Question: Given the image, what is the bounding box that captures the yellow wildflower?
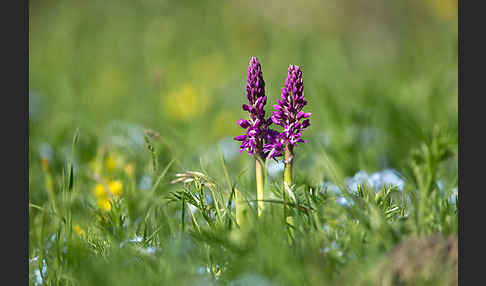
[73,224,85,236]
[108,180,123,197]
[97,198,112,212]
[94,180,123,198]
[94,183,107,199]
[105,155,118,172]
[163,84,210,121]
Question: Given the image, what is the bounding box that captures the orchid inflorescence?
[234,56,311,220]
[234,57,311,161]
[265,64,311,159]
[234,56,274,159]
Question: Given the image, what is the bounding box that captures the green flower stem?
[284,144,295,241]
[284,144,294,193]
[284,155,293,188]
[255,157,265,216]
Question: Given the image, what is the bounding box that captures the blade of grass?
[150,159,175,194]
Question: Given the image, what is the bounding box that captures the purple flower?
[262,128,282,158]
[234,57,276,158]
[265,64,311,159]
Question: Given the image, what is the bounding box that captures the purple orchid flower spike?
[234,56,276,160]
[265,64,311,236]
[264,64,311,160]
[234,56,278,217]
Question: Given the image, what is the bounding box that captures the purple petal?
[302,119,310,128]
[234,135,246,141]
[238,119,250,128]
[297,112,312,120]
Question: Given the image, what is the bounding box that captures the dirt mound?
[384,234,458,285]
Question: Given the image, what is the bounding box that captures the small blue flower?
[219,136,239,161]
[449,187,458,205]
[337,196,350,206]
[268,160,284,178]
[346,171,370,193]
[38,142,54,161]
[321,182,341,194]
[346,169,404,192]
[139,175,152,190]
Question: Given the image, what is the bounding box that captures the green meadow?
[29,0,458,285]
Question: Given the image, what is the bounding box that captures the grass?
[29,0,457,285]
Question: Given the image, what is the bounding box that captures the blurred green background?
[29,0,457,205]
[29,1,458,285]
